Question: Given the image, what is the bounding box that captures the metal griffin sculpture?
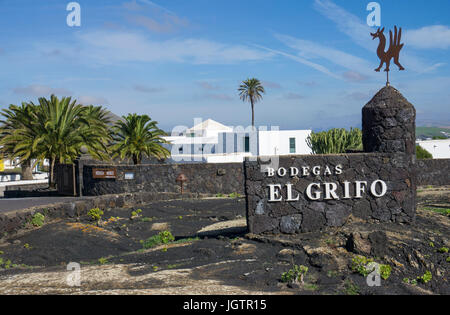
[371,26,405,86]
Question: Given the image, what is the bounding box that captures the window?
[244,136,250,153]
[188,133,196,138]
[289,138,296,154]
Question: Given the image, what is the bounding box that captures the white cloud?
[257,45,340,80]
[313,0,445,73]
[13,85,72,97]
[405,25,450,49]
[74,31,273,65]
[133,85,164,93]
[77,96,109,105]
[274,33,373,76]
[313,0,376,51]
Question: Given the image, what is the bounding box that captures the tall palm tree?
[112,114,170,165]
[33,95,112,187]
[0,103,40,180]
[238,78,265,127]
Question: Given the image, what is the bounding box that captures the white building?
[416,139,450,159]
[163,119,312,163]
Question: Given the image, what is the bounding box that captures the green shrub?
[98,257,108,265]
[380,264,392,280]
[343,279,360,295]
[438,247,449,253]
[87,208,103,221]
[417,271,432,284]
[281,265,308,284]
[30,213,45,227]
[307,128,362,154]
[131,209,142,217]
[351,255,375,277]
[416,145,433,159]
[141,231,175,249]
[228,192,242,198]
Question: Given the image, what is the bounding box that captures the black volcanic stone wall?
[245,153,416,235]
[81,163,244,196]
[363,86,416,156]
[416,159,450,186]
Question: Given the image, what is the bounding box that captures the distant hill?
[105,111,123,126]
[416,127,450,140]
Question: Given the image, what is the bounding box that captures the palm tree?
[238,78,265,127]
[33,95,112,187]
[0,103,40,180]
[112,114,170,165]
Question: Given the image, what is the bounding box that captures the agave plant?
[307,128,363,154]
[112,114,170,165]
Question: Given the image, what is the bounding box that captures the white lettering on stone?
[286,183,300,202]
[277,167,287,177]
[290,167,299,177]
[306,183,321,200]
[268,184,283,202]
[370,180,387,197]
[355,181,368,199]
[324,182,339,200]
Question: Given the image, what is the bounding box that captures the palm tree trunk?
[49,158,56,188]
[251,99,255,127]
[21,159,33,180]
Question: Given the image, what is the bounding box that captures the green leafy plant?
[446,257,450,263]
[131,209,143,218]
[112,114,170,165]
[343,279,359,295]
[23,243,32,250]
[307,128,362,154]
[228,192,242,198]
[281,265,308,284]
[417,271,432,284]
[215,193,226,198]
[437,247,448,253]
[351,255,375,277]
[98,257,108,265]
[87,208,103,221]
[416,145,433,159]
[379,264,392,280]
[30,213,45,227]
[141,231,175,249]
[429,241,435,248]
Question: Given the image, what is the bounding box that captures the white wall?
[258,130,312,156]
[416,139,450,159]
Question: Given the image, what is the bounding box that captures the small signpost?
[92,168,117,179]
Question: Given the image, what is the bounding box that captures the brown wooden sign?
[93,168,117,179]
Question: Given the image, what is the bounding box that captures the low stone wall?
[245,153,416,235]
[416,159,450,187]
[81,163,244,196]
[3,183,50,198]
[0,191,213,237]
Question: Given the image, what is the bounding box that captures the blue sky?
[0,0,449,131]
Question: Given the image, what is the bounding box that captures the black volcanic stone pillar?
[362,86,416,157]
